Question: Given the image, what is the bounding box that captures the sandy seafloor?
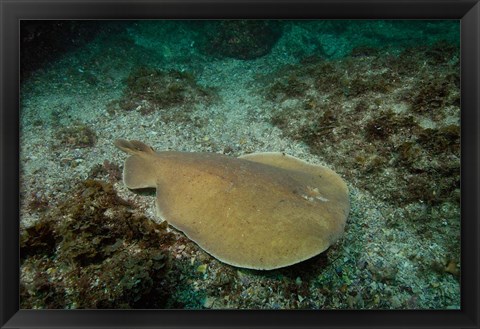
[19,21,461,309]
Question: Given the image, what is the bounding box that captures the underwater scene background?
[19,20,460,309]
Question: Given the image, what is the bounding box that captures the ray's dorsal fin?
[114,139,156,156]
[114,139,158,189]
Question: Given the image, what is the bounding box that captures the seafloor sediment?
[19,20,460,309]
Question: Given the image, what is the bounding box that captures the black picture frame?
[1,0,479,328]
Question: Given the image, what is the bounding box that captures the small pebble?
[203,296,215,308]
[196,264,208,274]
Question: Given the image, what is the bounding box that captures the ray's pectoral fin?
[114,139,158,189]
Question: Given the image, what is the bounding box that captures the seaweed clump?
[266,75,309,101]
[26,191,50,213]
[365,110,418,141]
[410,78,454,117]
[108,67,216,121]
[20,179,175,309]
[55,122,97,148]
[89,159,122,182]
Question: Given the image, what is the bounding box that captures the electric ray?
[114,139,349,270]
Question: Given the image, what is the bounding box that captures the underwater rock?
[197,21,282,60]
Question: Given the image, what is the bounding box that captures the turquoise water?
[21,20,459,75]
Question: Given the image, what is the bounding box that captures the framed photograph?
[1,0,479,328]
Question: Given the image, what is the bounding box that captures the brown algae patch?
[107,67,217,121]
[263,42,460,208]
[54,122,97,149]
[20,179,175,308]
